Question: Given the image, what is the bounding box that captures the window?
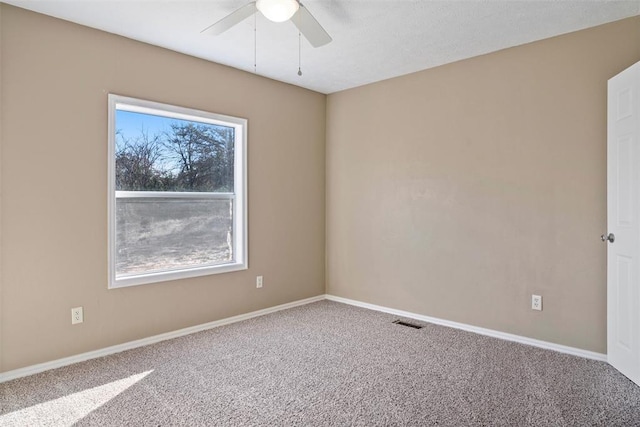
[108,95,247,288]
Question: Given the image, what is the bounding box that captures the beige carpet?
[1,300,640,426]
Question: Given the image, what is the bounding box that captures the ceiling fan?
[201,0,332,48]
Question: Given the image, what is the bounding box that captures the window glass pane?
[115,110,235,193]
[116,197,233,277]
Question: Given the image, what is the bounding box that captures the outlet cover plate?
[71,307,84,324]
[531,295,542,311]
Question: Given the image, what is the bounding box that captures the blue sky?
[115,110,232,147]
[114,109,234,176]
[115,110,183,143]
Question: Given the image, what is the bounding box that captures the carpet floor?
[1,300,640,426]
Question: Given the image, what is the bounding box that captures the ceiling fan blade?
[292,3,332,48]
[201,2,257,35]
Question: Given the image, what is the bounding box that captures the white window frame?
[107,94,248,289]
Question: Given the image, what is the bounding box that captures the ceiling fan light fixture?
[256,0,299,23]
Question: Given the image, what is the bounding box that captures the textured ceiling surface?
[3,0,640,94]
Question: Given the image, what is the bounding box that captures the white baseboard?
[0,295,325,384]
[325,294,607,362]
[0,293,607,383]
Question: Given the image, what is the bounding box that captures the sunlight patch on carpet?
[0,370,153,426]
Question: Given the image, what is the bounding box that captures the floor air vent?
[392,320,423,329]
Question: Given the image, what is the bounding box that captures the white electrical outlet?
[531,295,542,311]
[71,307,84,324]
[256,276,263,289]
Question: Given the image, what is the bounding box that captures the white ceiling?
[3,1,640,94]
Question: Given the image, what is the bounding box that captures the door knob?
[601,233,615,243]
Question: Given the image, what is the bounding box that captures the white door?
[607,61,640,386]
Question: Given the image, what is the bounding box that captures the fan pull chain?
[297,30,302,76]
[254,12,257,73]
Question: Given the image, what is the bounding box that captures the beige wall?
[327,17,640,353]
[0,5,326,372]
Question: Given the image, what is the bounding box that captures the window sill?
[109,261,248,289]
